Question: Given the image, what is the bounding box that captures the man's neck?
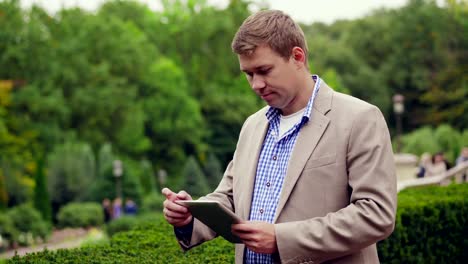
[293,73,316,112]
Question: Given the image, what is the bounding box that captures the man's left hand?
[231,221,278,254]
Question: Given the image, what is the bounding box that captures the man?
[163,10,396,264]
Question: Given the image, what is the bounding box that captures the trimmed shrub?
[9,184,467,263]
[105,216,138,237]
[105,213,163,237]
[0,213,18,249]
[141,192,165,214]
[9,214,234,263]
[57,202,104,228]
[7,204,49,245]
[378,183,468,263]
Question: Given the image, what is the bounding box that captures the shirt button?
[266,182,271,187]
[272,155,277,160]
[259,209,264,214]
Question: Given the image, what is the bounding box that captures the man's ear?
[291,47,305,67]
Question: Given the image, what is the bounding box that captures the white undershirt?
[279,107,306,138]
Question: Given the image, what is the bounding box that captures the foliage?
[401,126,441,156]
[434,124,462,163]
[57,202,104,228]
[378,183,468,263]
[462,130,468,147]
[0,170,7,209]
[104,216,139,237]
[88,157,144,206]
[141,192,165,214]
[139,159,157,196]
[181,156,210,197]
[9,184,468,263]
[79,228,109,248]
[203,153,223,190]
[33,159,51,223]
[0,0,466,219]
[0,213,19,248]
[6,204,49,245]
[401,124,465,163]
[9,213,234,263]
[47,140,95,209]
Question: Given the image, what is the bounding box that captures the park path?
[0,228,92,259]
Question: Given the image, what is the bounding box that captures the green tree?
[142,58,205,175]
[33,158,51,223]
[0,170,7,209]
[139,159,157,196]
[434,124,462,163]
[203,153,223,190]
[182,156,209,197]
[47,140,96,212]
[401,126,440,156]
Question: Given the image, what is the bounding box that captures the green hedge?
[104,213,171,238]
[9,213,234,263]
[57,202,104,228]
[8,184,467,263]
[140,192,165,214]
[105,216,139,237]
[378,183,468,263]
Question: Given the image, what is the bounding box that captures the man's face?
[239,45,302,115]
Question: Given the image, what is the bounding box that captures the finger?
[172,216,193,227]
[176,190,192,200]
[164,199,189,213]
[232,230,258,242]
[161,188,177,200]
[232,223,256,233]
[243,241,261,253]
[165,215,191,227]
[164,208,191,219]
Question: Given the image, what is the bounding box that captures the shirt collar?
[265,75,321,124]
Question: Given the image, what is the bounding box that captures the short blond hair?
[231,10,308,67]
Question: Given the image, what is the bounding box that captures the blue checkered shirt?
[245,75,321,264]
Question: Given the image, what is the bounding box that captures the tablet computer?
[177,200,243,243]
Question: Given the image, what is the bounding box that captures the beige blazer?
[179,81,397,264]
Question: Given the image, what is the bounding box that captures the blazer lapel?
[273,82,333,222]
[239,113,269,220]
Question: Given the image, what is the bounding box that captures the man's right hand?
[162,187,193,227]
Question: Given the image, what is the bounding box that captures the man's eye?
[258,69,270,75]
[245,72,253,77]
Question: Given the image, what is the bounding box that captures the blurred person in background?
[124,198,138,215]
[425,152,448,177]
[416,152,432,178]
[455,147,468,181]
[102,198,112,223]
[112,197,122,220]
[455,147,468,165]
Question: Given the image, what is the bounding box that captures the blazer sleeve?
[275,105,397,263]
[176,159,236,250]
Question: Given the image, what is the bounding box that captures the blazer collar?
[273,81,333,222]
[239,81,334,221]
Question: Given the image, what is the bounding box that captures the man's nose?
[251,74,266,91]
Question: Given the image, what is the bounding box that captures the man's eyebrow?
[241,65,271,72]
